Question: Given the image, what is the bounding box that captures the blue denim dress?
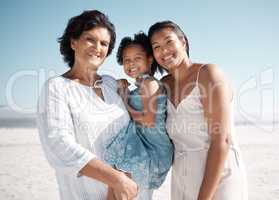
[104,77,173,189]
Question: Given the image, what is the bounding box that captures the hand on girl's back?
[117,79,130,100]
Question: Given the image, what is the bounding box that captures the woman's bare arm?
[197,64,232,200]
[80,158,138,200]
[137,79,160,127]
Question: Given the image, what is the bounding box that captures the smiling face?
[122,44,152,79]
[150,27,188,72]
[71,26,111,69]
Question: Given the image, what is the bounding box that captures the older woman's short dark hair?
[58,10,116,68]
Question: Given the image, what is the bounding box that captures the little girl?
[104,32,173,200]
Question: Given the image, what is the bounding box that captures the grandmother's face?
[71,27,111,69]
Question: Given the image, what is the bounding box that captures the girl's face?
[71,27,111,69]
[150,27,187,72]
[122,44,153,79]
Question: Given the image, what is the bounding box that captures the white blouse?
[37,75,130,200]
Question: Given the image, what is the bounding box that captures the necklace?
[92,79,103,88]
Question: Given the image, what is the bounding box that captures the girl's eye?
[123,59,130,64]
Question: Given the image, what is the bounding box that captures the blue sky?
[1,0,278,121]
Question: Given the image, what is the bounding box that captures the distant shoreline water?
[0,118,37,128]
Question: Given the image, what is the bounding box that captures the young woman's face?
[71,27,111,69]
[150,27,187,72]
[122,44,152,79]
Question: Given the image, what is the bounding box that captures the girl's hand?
[117,79,130,102]
[117,79,130,90]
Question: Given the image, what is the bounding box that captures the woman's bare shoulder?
[198,63,226,85]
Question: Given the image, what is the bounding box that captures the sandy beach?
[1,125,279,200]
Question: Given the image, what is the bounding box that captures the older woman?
[148,21,248,200]
[37,10,137,200]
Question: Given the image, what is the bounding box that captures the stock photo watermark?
[237,68,277,132]
[3,67,278,132]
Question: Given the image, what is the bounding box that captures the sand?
[0,125,279,200]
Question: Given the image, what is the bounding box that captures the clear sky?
[1,0,278,122]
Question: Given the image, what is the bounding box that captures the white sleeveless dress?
[166,66,248,200]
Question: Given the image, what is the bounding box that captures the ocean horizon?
[0,116,277,129]
[0,106,277,128]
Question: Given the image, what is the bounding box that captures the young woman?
[148,21,248,200]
